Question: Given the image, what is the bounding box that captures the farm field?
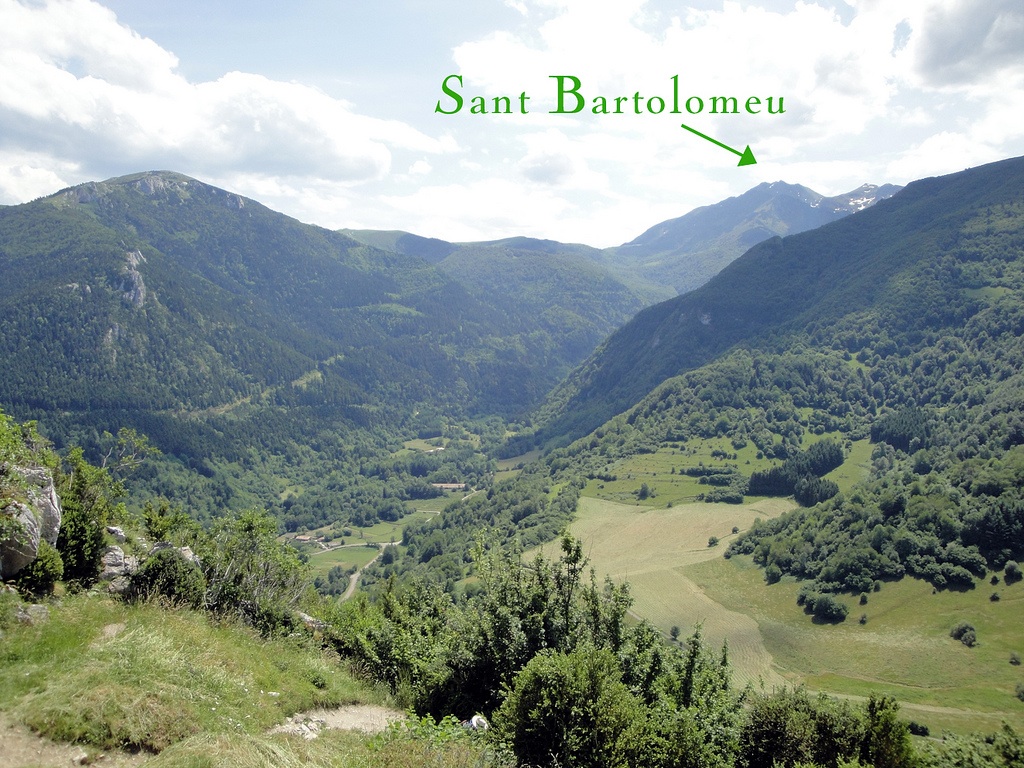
[557,489,1024,735]
[538,495,794,690]
[687,555,1024,735]
[306,543,382,577]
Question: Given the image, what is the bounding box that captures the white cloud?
[1,0,1023,245]
[0,0,453,201]
[885,131,1004,182]
[911,0,1024,87]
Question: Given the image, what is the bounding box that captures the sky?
[1,0,1023,247]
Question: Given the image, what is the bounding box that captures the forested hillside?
[606,180,901,294]
[479,155,1024,606]
[0,171,644,526]
[533,156,1024,446]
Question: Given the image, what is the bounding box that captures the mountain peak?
[610,179,901,294]
[49,171,252,212]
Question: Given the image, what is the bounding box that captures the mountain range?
[0,168,902,520]
[344,180,901,300]
[533,156,1024,445]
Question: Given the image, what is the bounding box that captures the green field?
[307,544,382,577]
[824,437,872,493]
[557,491,1024,734]
[686,555,1024,734]
[540,495,794,691]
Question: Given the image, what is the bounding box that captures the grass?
[535,495,794,690]
[0,594,382,753]
[562,429,1024,736]
[143,728,506,768]
[685,555,1024,734]
[307,545,381,577]
[824,438,872,494]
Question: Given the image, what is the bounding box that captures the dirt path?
[339,542,397,602]
[0,712,144,768]
[270,704,405,739]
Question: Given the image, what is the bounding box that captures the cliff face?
[0,465,62,579]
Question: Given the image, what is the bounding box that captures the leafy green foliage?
[494,647,645,768]
[12,538,63,595]
[125,547,206,608]
[55,448,120,585]
[198,509,310,633]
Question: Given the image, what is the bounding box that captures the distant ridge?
[533,156,1023,443]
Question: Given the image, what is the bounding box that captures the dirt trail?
[340,542,397,601]
[0,712,144,768]
[270,704,405,739]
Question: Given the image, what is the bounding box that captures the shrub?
[1006,561,1022,584]
[1010,652,1021,666]
[908,721,930,737]
[125,548,206,608]
[950,622,977,646]
[991,592,1001,602]
[494,648,645,768]
[1017,683,1024,703]
[13,539,64,596]
[811,594,849,623]
[708,536,719,548]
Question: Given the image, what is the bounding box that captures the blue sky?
[1,0,1023,246]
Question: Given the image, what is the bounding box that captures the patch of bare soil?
[0,712,145,768]
[270,704,405,740]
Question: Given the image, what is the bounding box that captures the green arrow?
[680,123,757,166]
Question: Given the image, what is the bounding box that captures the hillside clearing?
[539,496,793,689]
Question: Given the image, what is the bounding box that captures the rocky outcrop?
[0,465,62,580]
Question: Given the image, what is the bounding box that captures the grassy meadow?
[554,436,1024,735]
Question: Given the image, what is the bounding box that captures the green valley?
[5,156,1024,767]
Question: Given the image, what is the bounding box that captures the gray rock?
[15,603,49,625]
[107,575,131,595]
[106,525,127,543]
[98,545,126,580]
[0,465,62,579]
[152,541,200,567]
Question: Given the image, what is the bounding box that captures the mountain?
[0,170,662,524]
[348,182,900,308]
[603,181,902,294]
[534,156,1024,445]
[339,229,457,263]
[340,232,660,364]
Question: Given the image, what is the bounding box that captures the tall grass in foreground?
[0,593,378,752]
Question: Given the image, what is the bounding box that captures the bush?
[1009,652,1020,666]
[494,648,645,768]
[810,594,849,623]
[125,548,206,608]
[13,540,64,596]
[708,536,719,548]
[1006,561,1022,584]
[950,622,976,646]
